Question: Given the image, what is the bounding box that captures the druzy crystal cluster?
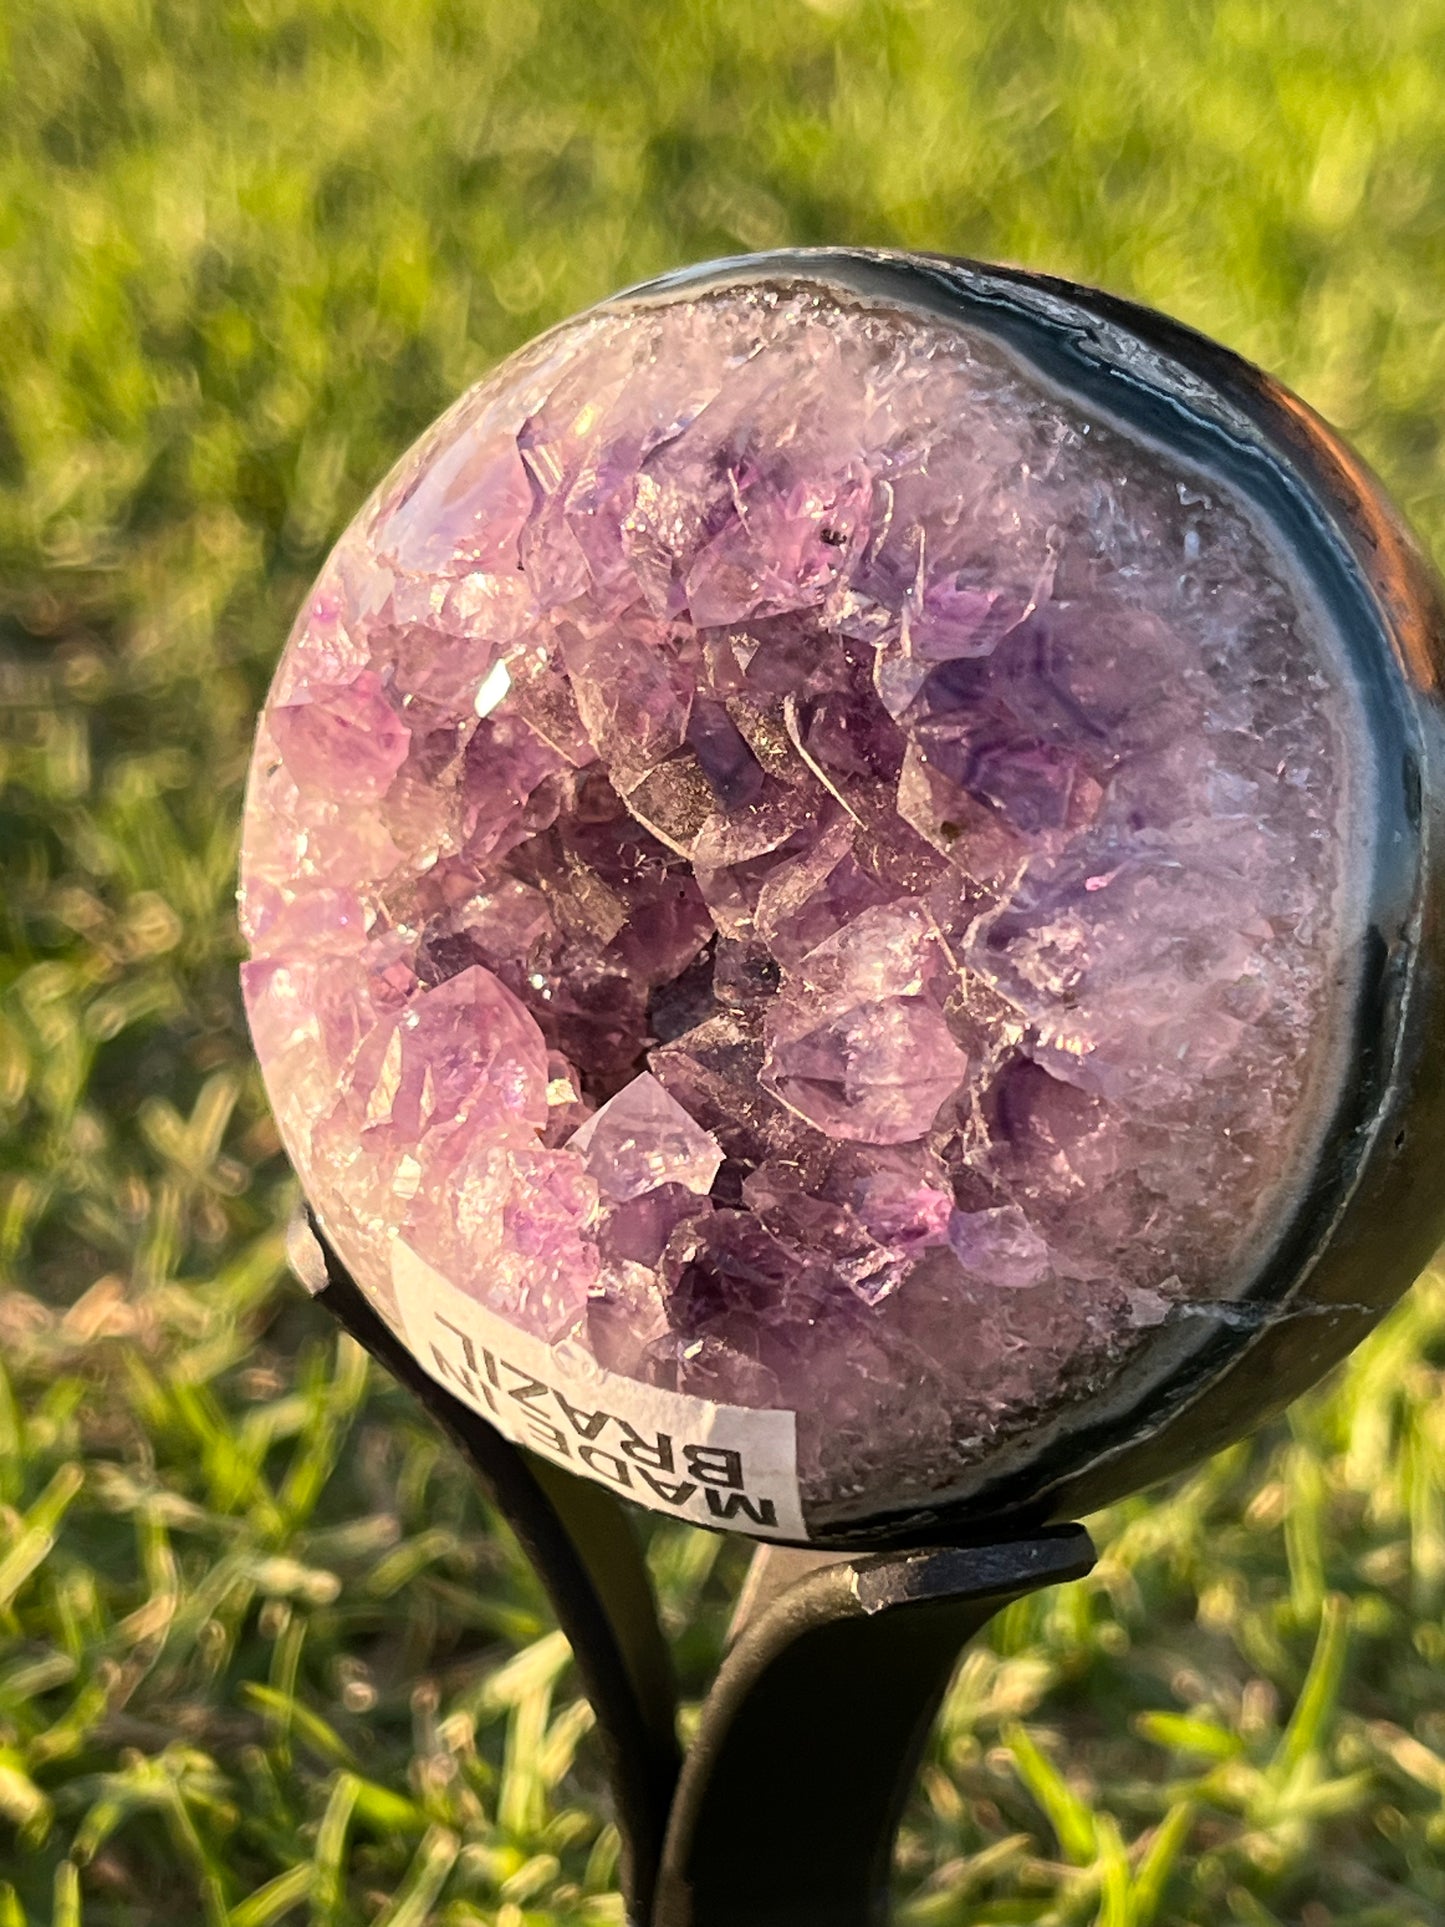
[241,270,1367,1528]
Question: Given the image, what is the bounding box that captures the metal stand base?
[308,1230,1095,1926]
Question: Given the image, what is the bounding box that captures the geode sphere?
[242,250,1445,1543]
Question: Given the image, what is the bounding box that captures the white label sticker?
[391,1243,809,1541]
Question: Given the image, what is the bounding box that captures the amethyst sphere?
[242,251,1445,1540]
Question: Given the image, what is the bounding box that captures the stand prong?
[654,1530,1094,1927]
[308,1224,680,1925]
[303,1229,1094,1927]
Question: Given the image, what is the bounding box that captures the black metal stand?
[304,1228,1095,1926]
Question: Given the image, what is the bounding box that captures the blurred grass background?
[3,0,1445,1921]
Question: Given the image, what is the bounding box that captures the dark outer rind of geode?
[685,251,1445,1545]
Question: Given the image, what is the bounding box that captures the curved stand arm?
[301,1223,1095,1926]
[655,1528,1094,1927]
[305,1230,680,1918]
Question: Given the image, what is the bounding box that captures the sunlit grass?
[3,0,1445,1919]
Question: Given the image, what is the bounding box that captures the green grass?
[4,0,1445,1919]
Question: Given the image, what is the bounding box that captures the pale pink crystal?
[241,273,1369,1529]
[270,670,412,798]
[414,1133,599,1340]
[761,997,968,1144]
[568,1072,724,1201]
[948,1206,1052,1290]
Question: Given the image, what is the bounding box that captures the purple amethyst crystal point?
[760,904,970,1143]
[242,250,1400,1538]
[568,1073,724,1201]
